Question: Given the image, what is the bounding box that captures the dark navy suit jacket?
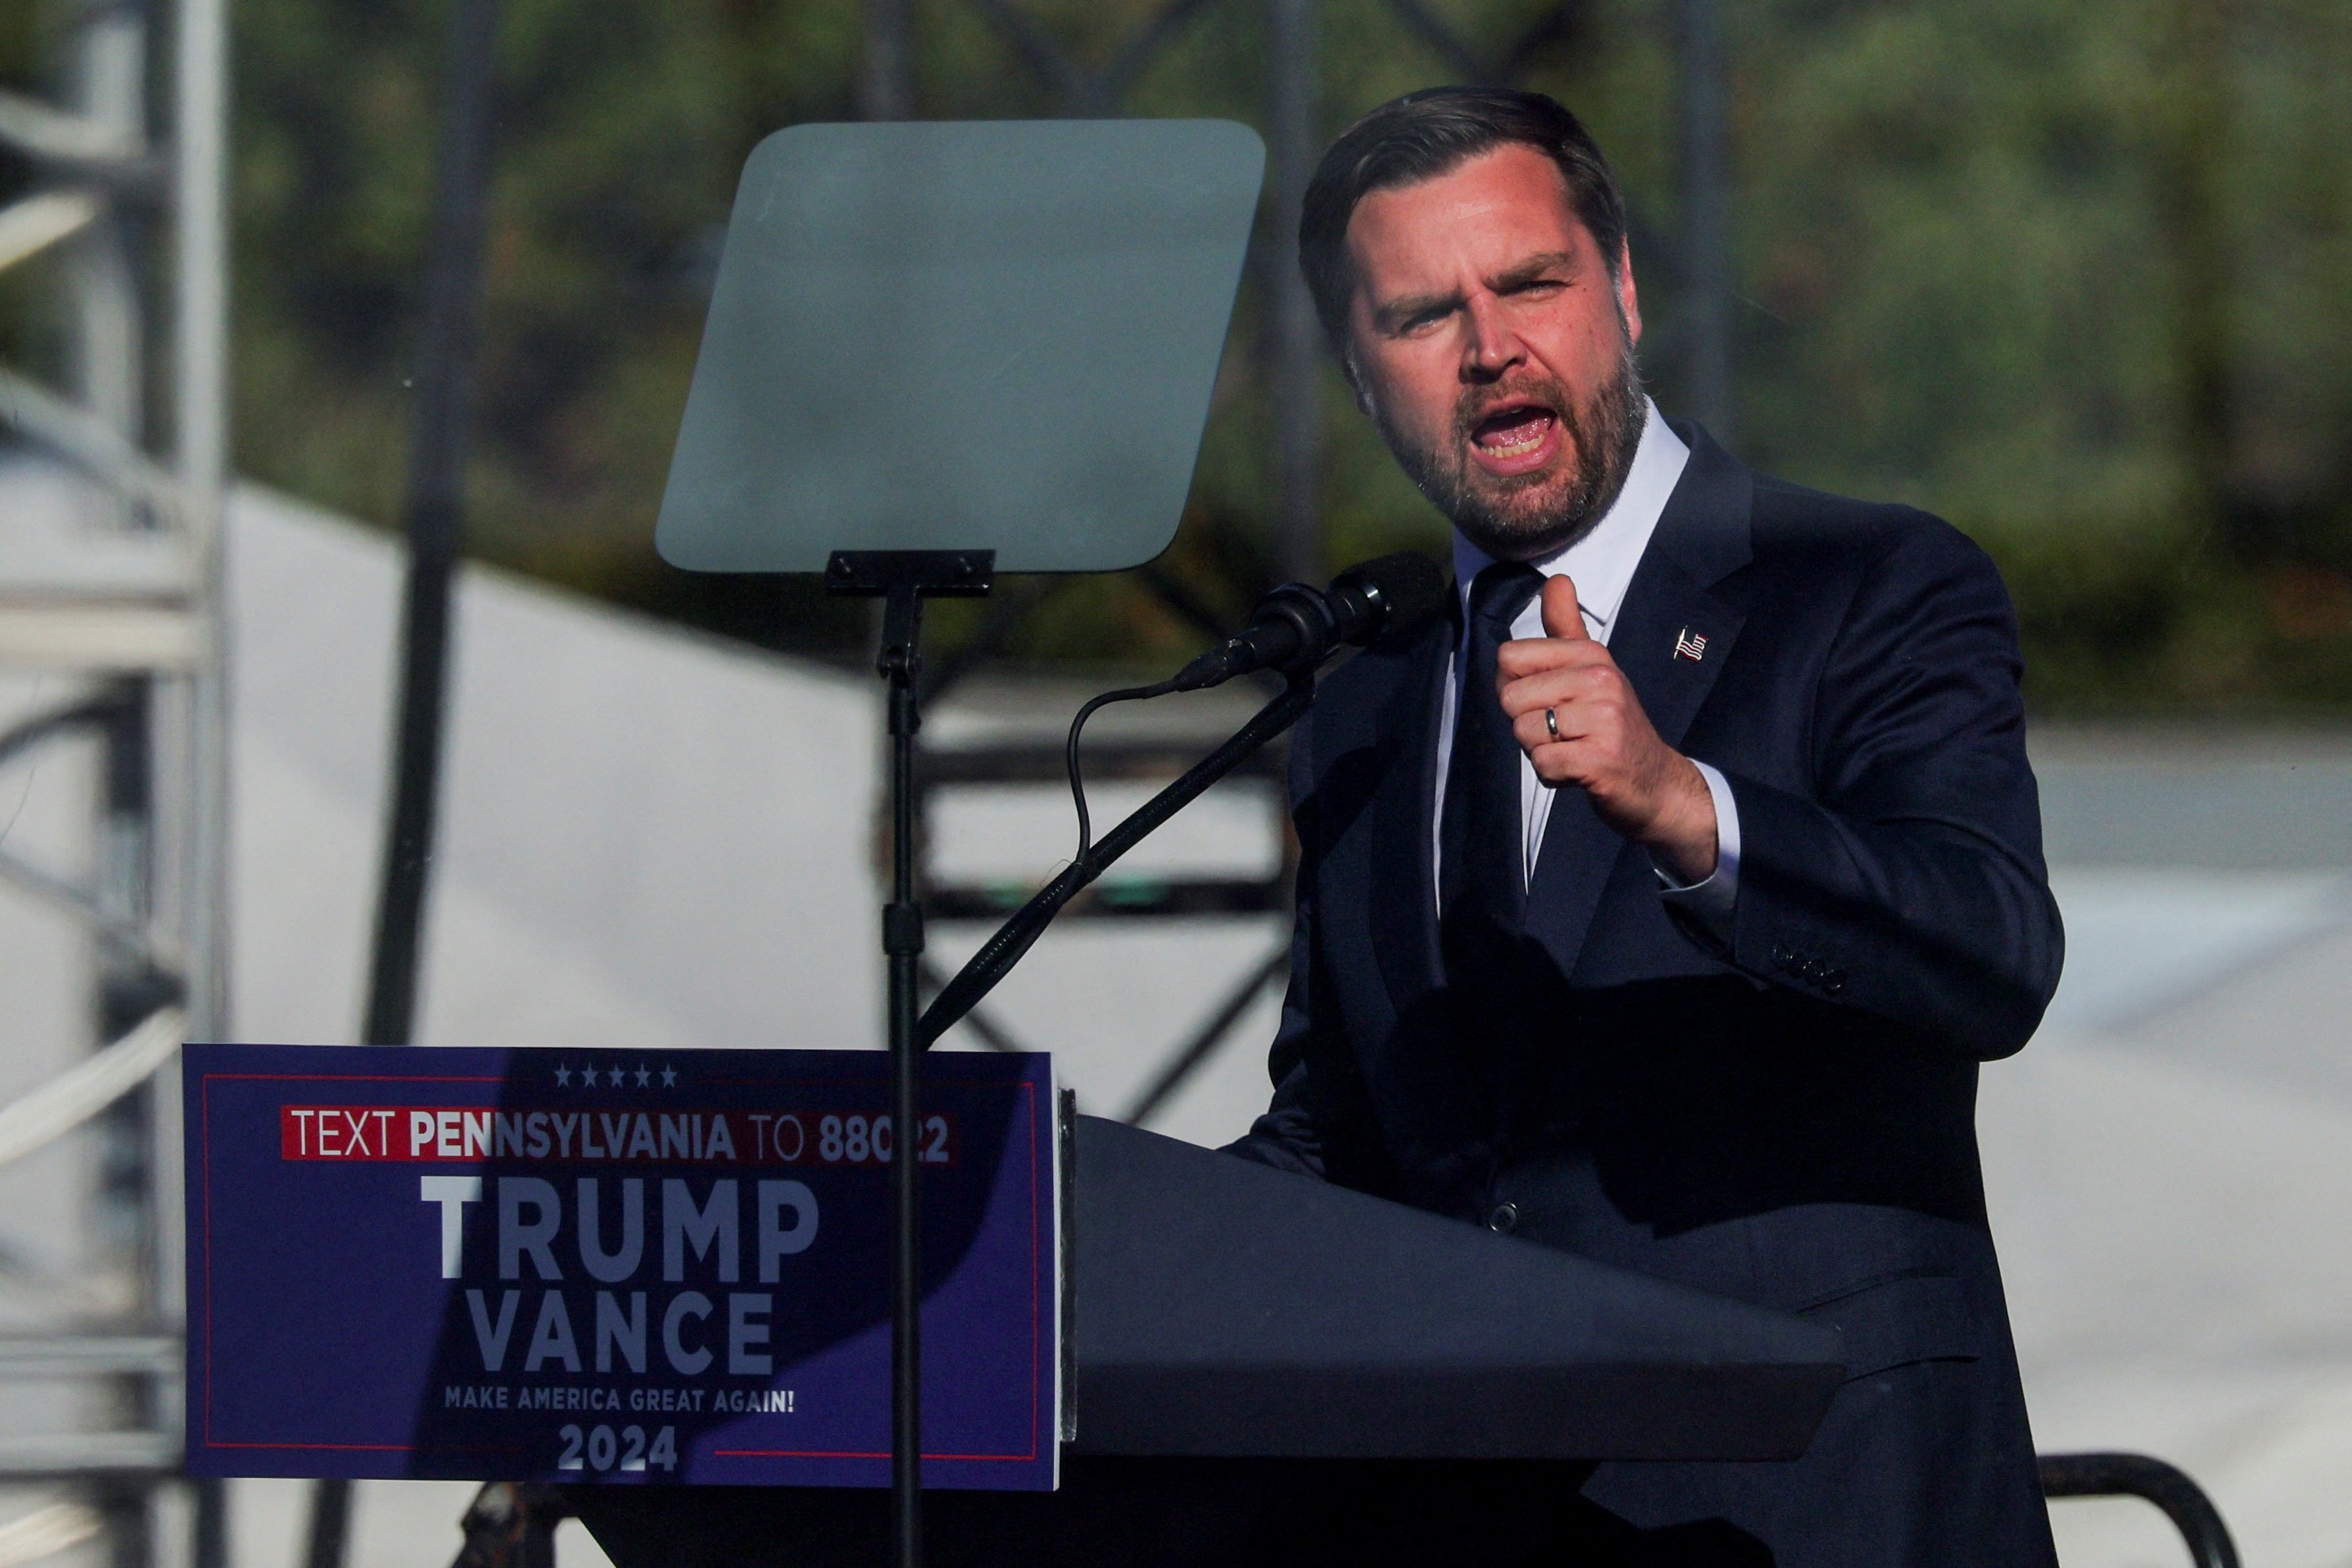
[1230,426,2065,1565]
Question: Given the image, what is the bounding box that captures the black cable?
[1063,677,1180,860]
[920,672,1312,1048]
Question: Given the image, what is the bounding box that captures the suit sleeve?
[1221,704,1388,1184]
[1699,520,2063,1060]
[1219,894,1331,1178]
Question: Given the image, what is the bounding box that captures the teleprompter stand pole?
[825,549,994,1568]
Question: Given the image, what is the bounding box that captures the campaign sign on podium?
[183,1044,1059,1489]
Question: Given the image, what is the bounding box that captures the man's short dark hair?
[1298,86,1630,363]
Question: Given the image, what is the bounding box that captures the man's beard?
[1377,334,1646,563]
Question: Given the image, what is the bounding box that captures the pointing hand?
[1495,575,1717,882]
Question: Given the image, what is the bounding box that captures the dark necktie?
[1440,563,1543,986]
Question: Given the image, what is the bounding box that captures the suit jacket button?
[1487,1203,1520,1234]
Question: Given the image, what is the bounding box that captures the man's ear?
[1615,238,1642,346]
[1341,343,1377,419]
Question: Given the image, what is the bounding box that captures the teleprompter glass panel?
[655,119,1264,575]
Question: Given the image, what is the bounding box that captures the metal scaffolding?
[0,0,230,1562]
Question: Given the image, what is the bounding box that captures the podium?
[571,1116,1844,1566]
[1068,1116,1840,1461]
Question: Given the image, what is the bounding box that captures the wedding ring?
[1544,706,1560,741]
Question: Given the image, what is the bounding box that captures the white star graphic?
[634,1064,651,1087]
[660,1064,678,1088]
[554,1064,571,1087]
[602,1066,621,1087]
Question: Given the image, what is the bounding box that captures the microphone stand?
[920,669,1314,1047]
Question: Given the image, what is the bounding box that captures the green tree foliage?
[209,0,2352,708]
[1722,0,2352,708]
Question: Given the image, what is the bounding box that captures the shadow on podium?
[567,1457,1774,1567]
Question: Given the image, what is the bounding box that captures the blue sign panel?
[185,1044,1059,1490]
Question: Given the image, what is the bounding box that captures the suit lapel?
[1367,614,1452,1013]
[1524,424,1754,978]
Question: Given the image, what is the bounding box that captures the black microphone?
[1170,551,1449,692]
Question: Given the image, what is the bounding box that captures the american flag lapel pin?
[1673,627,1708,663]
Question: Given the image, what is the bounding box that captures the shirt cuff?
[1654,760,1740,935]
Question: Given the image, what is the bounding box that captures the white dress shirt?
[1433,398,1741,926]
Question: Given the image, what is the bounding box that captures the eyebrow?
[1367,249,1585,334]
[1492,250,1581,291]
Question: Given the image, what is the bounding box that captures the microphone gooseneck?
[916,551,1448,1050]
[1170,551,1448,692]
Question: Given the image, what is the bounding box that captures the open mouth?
[1467,402,1561,473]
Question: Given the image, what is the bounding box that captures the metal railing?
[2041,1451,2241,1568]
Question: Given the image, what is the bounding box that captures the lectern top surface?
[656,119,1265,575]
[1069,1117,1846,1463]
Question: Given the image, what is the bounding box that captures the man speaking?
[1229,87,2065,1565]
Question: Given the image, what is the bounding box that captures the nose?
[1460,291,1522,381]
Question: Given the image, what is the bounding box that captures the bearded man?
[1226,87,2065,1565]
